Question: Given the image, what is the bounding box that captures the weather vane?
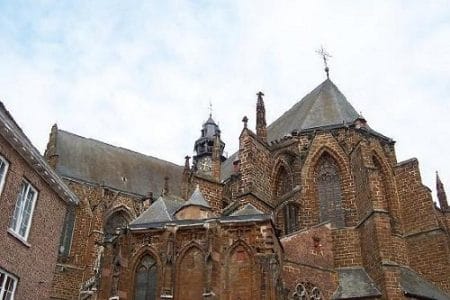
[316,46,332,79]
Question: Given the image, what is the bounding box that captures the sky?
[0,1,449,204]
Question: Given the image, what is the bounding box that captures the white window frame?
[0,155,9,197]
[9,180,38,241]
[0,268,18,300]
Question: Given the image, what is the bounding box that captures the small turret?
[193,114,225,176]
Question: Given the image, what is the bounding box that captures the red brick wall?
[0,134,67,300]
[51,180,142,299]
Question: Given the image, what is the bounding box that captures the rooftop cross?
[257,91,265,99]
[208,101,213,118]
[316,46,332,79]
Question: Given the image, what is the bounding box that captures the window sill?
[7,228,31,248]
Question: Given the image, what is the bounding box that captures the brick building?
[47,77,450,299]
[0,102,78,299]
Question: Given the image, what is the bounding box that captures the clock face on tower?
[198,156,212,174]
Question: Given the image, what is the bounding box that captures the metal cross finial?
[316,46,332,79]
[208,101,213,117]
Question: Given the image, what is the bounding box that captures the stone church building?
[47,77,450,299]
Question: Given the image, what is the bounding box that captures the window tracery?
[315,153,344,227]
[134,255,157,300]
[292,282,323,300]
[104,211,129,239]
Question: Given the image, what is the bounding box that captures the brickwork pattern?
[0,134,67,300]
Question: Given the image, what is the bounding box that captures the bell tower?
[193,114,225,176]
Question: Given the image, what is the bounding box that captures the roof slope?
[181,185,211,209]
[0,103,78,204]
[332,267,381,299]
[55,130,183,197]
[267,79,359,142]
[400,266,450,299]
[130,195,184,225]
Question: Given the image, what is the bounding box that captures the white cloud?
[0,0,449,201]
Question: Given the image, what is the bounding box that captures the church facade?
[47,78,450,299]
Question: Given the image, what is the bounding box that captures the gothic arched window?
[284,203,299,234]
[177,247,205,300]
[104,211,129,239]
[275,166,292,198]
[228,245,253,299]
[315,153,344,227]
[134,255,158,300]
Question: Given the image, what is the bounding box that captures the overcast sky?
[1,1,449,204]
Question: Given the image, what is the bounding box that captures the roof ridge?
[58,129,182,168]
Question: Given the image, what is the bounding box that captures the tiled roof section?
[230,203,263,216]
[400,266,450,299]
[130,195,184,225]
[0,102,78,205]
[220,152,238,181]
[55,130,183,197]
[267,79,359,142]
[182,185,211,209]
[332,267,382,299]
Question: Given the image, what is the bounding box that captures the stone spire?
[256,91,267,142]
[436,171,448,210]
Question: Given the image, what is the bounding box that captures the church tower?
[193,114,225,177]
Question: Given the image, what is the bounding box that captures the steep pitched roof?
[400,266,450,299]
[130,195,184,225]
[0,102,78,205]
[230,203,263,216]
[181,185,211,209]
[54,130,183,197]
[267,79,359,142]
[332,267,382,299]
[220,79,361,181]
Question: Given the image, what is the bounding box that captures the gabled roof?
[267,79,359,142]
[230,203,263,216]
[54,129,183,197]
[0,102,78,205]
[332,267,382,299]
[400,266,450,299]
[130,195,184,225]
[180,185,211,209]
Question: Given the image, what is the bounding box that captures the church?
[46,73,450,299]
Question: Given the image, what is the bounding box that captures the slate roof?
[180,185,211,209]
[400,266,450,299]
[332,267,382,299]
[130,195,184,225]
[54,130,183,197]
[230,203,263,216]
[267,79,359,142]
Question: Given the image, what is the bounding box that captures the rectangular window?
[10,181,38,241]
[59,205,76,257]
[0,268,17,300]
[0,155,9,197]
